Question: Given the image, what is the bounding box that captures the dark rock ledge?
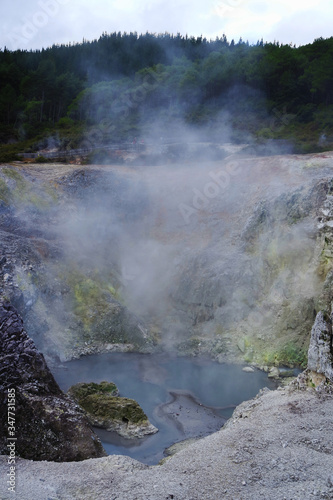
[0,300,106,461]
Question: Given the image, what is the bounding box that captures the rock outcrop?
[0,164,153,362]
[307,310,333,384]
[2,155,333,365]
[68,381,158,439]
[152,154,333,365]
[0,300,106,461]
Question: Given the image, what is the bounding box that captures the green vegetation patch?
[2,166,53,209]
[262,342,308,368]
[74,279,109,329]
[65,270,121,330]
[68,381,118,400]
[2,166,24,183]
[68,381,148,424]
[0,144,22,163]
[80,395,148,424]
[60,268,137,346]
[74,278,105,319]
[318,238,333,277]
[35,155,51,163]
[0,178,11,205]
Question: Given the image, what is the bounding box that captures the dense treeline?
[1,32,333,153]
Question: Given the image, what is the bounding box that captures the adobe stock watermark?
[5,0,71,50]
[80,68,160,150]
[7,388,16,494]
[215,0,246,16]
[247,287,285,330]
[121,260,142,283]
[270,106,295,132]
[79,122,116,151]
[113,68,160,122]
[178,160,241,223]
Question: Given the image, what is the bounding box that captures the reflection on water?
[52,353,276,464]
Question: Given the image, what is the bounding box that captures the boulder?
[307,311,333,382]
[68,381,158,439]
[268,367,280,379]
[242,366,255,373]
[0,300,106,461]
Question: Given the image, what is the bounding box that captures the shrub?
[35,155,50,163]
[263,342,308,368]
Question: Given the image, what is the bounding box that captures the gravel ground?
[1,384,332,500]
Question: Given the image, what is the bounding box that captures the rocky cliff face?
[0,300,106,461]
[0,164,153,361]
[1,152,333,497]
[146,152,333,366]
[1,153,333,365]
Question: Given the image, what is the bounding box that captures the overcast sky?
[0,0,332,51]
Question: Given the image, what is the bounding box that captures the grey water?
[52,353,277,465]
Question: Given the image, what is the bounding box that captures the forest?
[1,32,333,159]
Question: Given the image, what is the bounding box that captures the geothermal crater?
[1,153,331,367]
[1,150,333,499]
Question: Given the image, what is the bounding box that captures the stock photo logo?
[214,0,246,16]
[5,0,71,50]
[80,68,159,149]
[178,160,241,223]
